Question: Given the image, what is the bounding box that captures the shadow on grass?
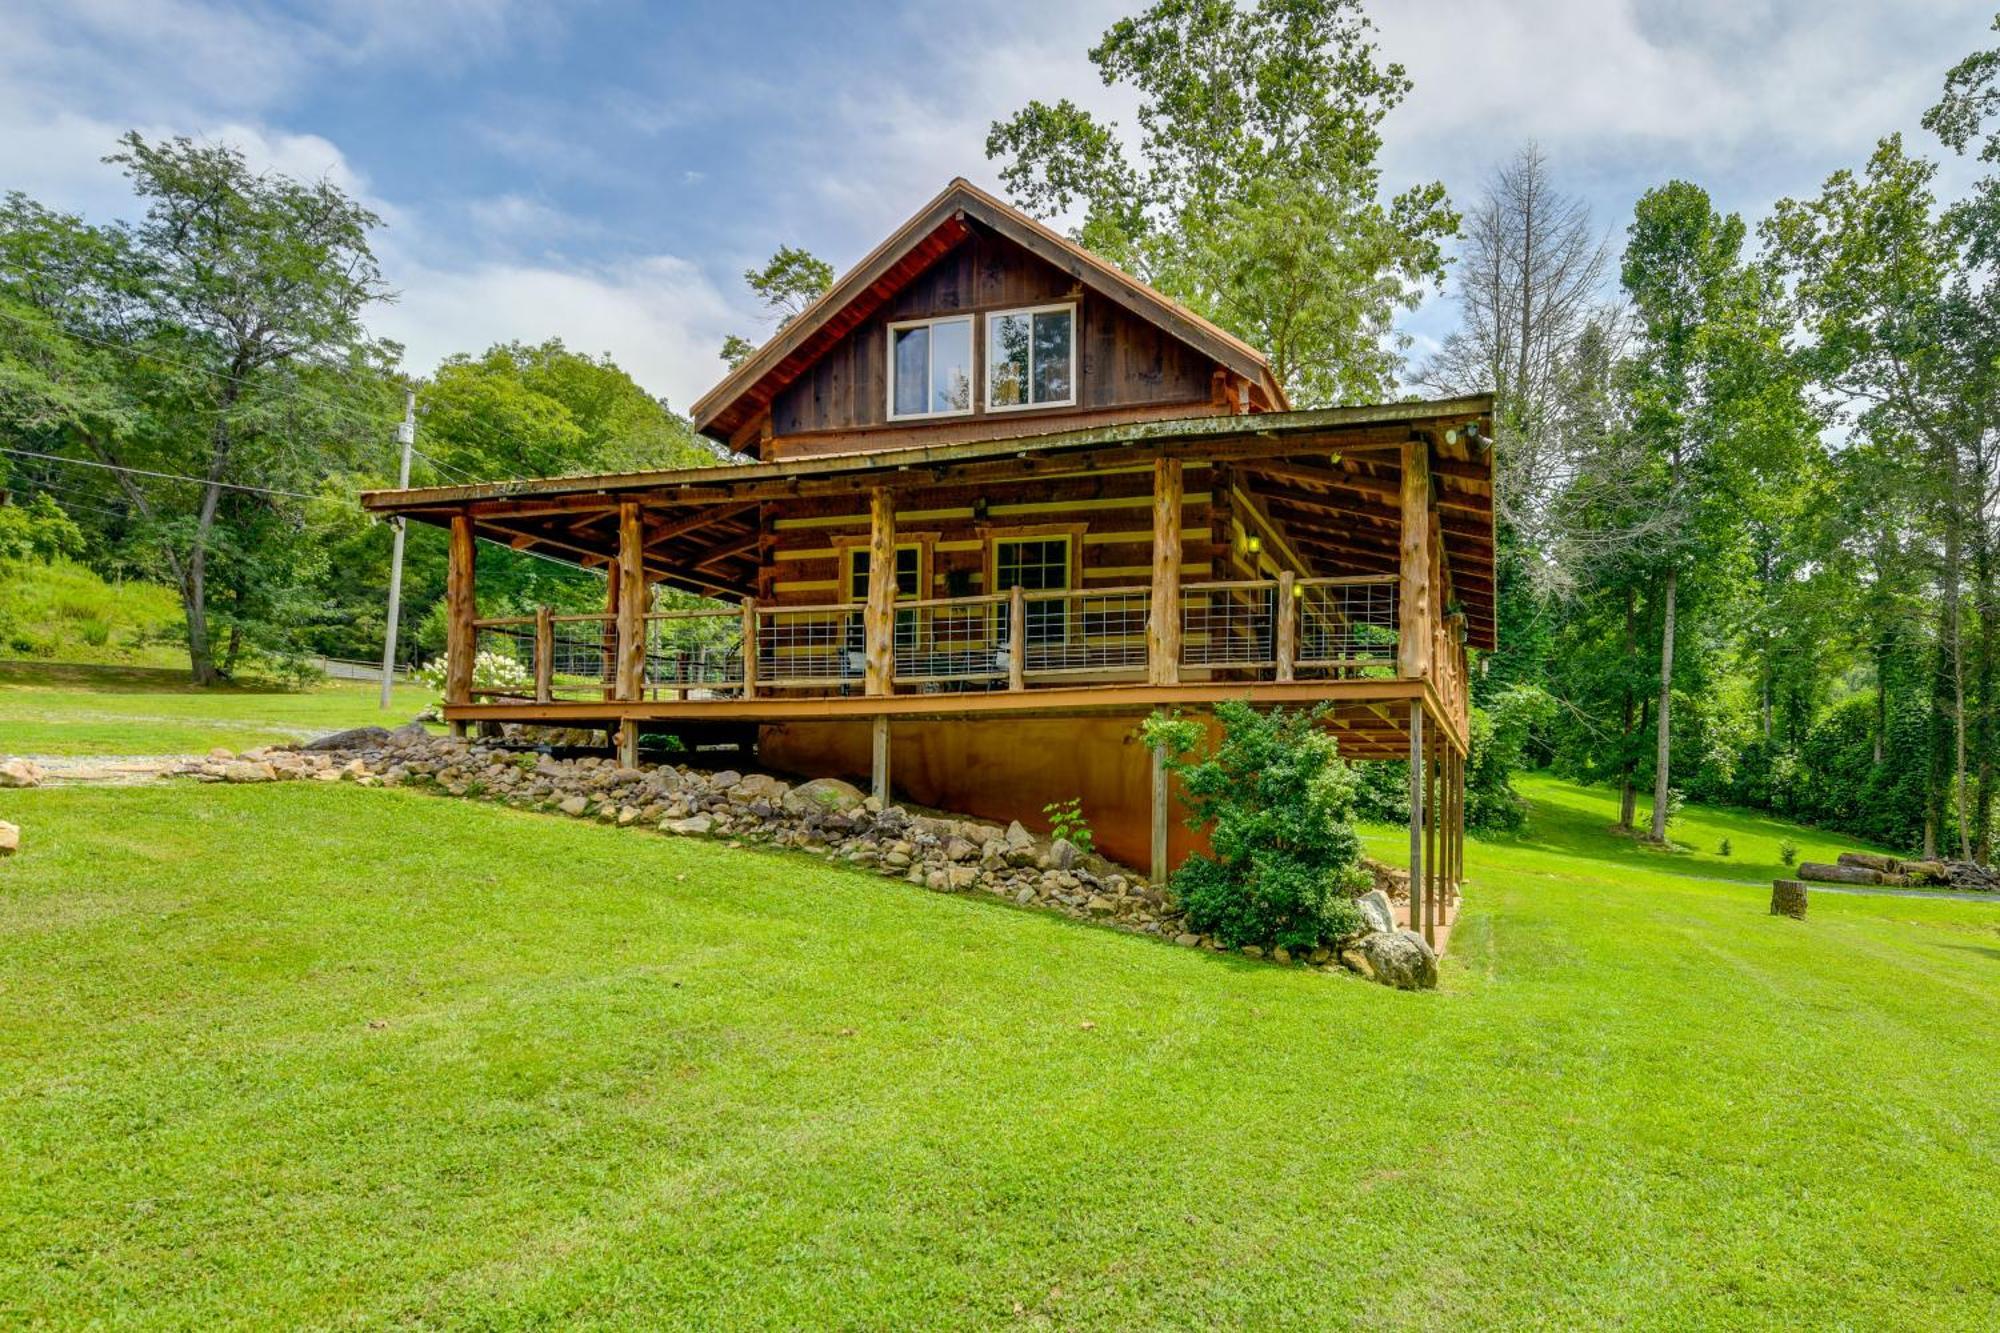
[1480,776,1900,891]
[0,661,305,695]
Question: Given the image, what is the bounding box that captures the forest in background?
[2,1,1996,862]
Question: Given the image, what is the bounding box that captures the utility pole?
[379,386,416,710]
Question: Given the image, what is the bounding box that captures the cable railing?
[1182,580,1275,670]
[462,574,1419,705]
[1293,575,1399,673]
[643,607,743,698]
[755,601,865,691]
[892,593,1010,690]
[1020,585,1150,678]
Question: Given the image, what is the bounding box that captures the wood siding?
[767,223,1224,456]
[757,467,1219,607]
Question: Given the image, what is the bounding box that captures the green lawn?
[0,662,434,756]
[2,773,1996,1327]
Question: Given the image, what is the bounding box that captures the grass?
[2,771,1997,1327]
[0,558,184,667]
[0,662,435,756]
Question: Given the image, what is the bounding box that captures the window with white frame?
[986,304,1075,410]
[888,316,973,419]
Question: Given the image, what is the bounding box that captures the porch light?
[1243,534,1262,556]
[1292,582,1304,599]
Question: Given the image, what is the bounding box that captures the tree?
[1418,143,1614,542]
[986,0,1457,405]
[1623,182,1808,843]
[720,245,833,369]
[1925,11,2000,858]
[0,135,398,684]
[1765,136,2000,859]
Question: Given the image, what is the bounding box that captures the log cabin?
[361,178,1493,945]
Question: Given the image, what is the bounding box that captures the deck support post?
[445,511,476,709]
[534,606,553,704]
[1426,726,1441,946]
[1150,740,1170,886]
[616,718,638,768]
[1275,569,1296,683]
[740,596,759,700]
[871,713,891,806]
[1408,701,1426,940]
[865,486,895,697]
[1398,440,1432,682]
[1148,457,1183,686]
[616,501,647,702]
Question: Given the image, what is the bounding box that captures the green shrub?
[1779,838,1798,867]
[1717,837,1732,858]
[1042,797,1094,854]
[1145,701,1368,953]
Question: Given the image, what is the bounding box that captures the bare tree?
[1418,142,1614,551]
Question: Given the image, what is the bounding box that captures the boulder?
[1004,819,1035,851]
[665,814,714,836]
[0,819,17,856]
[0,758,45,789]
[1357,929,1438,990]
[729,773,787,804]
[218,760,277,784]
[302,725,392,752]
[782,777,864,816]
[557,795,589,816]
[1355,889,1397,935]
[1770,880,1808,920]
[1047,837,1081,871]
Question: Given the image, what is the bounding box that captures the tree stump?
[1770,880,1808,919]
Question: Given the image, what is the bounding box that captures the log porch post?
[1148,457,1183,686]
[1398,441,1433,682]
[1408,701,1426,938]
[1008,585,1027,692]
[865,486,895,697]
[533,605,553,704]
[1275,569,1296,683]
[740,596,759,700]
[616,500,647,702]
[1150,741,1170,886]
[445,512,476,716]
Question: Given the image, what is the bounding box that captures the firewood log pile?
[1791,851,1998,892]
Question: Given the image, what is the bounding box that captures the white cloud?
[372,254,741,411]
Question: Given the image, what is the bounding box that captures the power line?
[0,445,326,501]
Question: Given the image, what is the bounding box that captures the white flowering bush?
[416,649,530,696]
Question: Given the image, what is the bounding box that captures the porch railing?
[468,574,1409,704]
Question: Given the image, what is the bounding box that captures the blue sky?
[5,1,1994,411]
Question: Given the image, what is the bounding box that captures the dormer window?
[888,315,973,420]
[987,304,1075,411]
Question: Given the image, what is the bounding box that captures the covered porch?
[361,397,1493,946]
